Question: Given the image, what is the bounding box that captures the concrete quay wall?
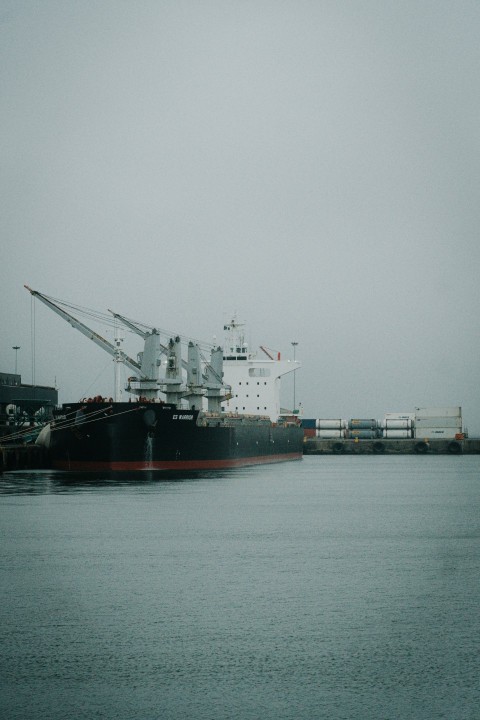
[303,437,480,455]
[0,444,50,472]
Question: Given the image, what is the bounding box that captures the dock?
[0,444,50,472]
[303,437,480,455]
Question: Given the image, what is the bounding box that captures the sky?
[1,1,480,434]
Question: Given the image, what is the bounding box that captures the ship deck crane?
[25,285,141,374]
[108,309,190,372]
[24,286,229,410]
[24,286,156,401]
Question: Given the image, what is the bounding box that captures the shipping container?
[301,418,317,429]
[316,429,345,438]
[348,429,378,439]
[348,419,378,430]
[415,406,461,418]
[415,428,459,439]
[382,429,413,439]
[384,412,415,421]
[415,417,462,429]
[303,428,316,438]
[381,419,413,429]
[315,419,345,429]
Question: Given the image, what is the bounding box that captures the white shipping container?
[415,417,462,429]
[382,429,412,438]
[415,406,461,418]
[315,419,345,429]
[384,413,415,421]
[381,419,413,429]
[415,428,459,439]
[316,429,345,438]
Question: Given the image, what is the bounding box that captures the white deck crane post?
[108,310,190,373]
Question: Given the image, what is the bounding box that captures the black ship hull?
[46,402,303,471]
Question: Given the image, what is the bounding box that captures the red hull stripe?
[53,452,303,472]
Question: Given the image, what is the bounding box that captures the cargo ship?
[27,287,303,471]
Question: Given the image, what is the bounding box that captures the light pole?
[12,346,20,375]
[291,341,298,414]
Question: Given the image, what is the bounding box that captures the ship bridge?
[221,317,300,422]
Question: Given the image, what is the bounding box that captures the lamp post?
[291,341,298,414]
[12,346,20,375]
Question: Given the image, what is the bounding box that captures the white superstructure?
[221,317,299,422]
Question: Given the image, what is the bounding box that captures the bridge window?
[249,368,271,377]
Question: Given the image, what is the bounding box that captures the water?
[1,456,479,719]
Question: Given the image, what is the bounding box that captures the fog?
[1,1,479,434]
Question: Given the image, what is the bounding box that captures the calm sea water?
[1,456,479,720]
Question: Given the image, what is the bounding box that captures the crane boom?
[25,285,141,375]
[108,310,148,339]
[108,309,191,372]
[260,345,281,360]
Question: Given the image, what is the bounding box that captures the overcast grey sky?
[1,1,479,433]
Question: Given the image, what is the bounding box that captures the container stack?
[414,407,462,439]
[315,419,346,439]
[347,419,379,439]
[301,418,316,438]
[381,413,415,439]
[301,407,465,443]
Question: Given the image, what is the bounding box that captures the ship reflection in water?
[0,467,242,495]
